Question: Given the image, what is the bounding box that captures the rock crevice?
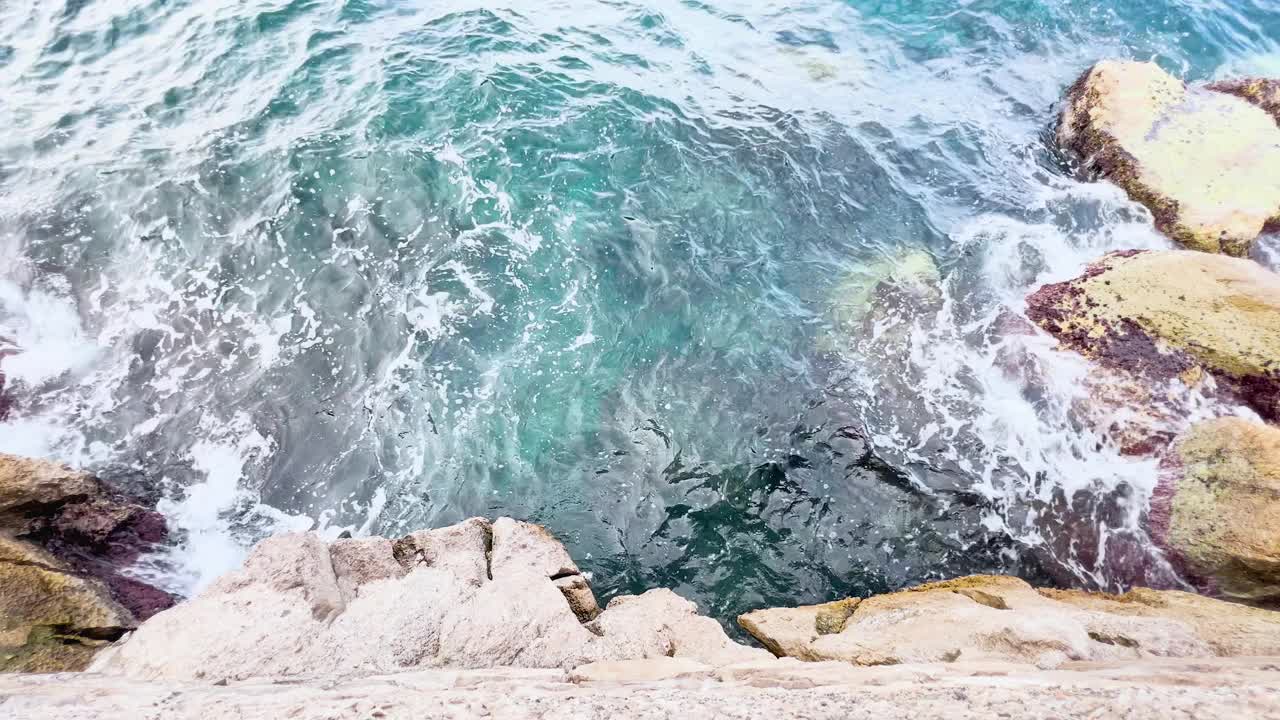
[0,454,174,672]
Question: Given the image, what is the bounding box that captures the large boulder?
[1025,250,1280,422]
[1150,417,1280,605]
[0,453,175,671]
[93,517,769,682]
[1057,60,1280,255]
[738,575,1280,668]
[0,536,136,672]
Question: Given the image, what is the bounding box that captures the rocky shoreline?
[1027,58,1280,605]
[4,57,1280,717]
[3,516,1280,718]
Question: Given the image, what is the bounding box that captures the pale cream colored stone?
[328,537,405,603]
[490,517,579,579]
[591,589,773,666]
[568,657,713,683]
[737,598,859,660]
[741,576,1280,669]
[394,517,490,586]
[94,519,767,681]
[1058,60,1280,255]
[6,657,1280,720]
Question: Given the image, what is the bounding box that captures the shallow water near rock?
[1,0,1277,627]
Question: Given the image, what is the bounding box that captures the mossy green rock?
[1026,250,1280,422]
[0,535,135,672]
[1151,417,1280,605]
[1058,61,1280,255]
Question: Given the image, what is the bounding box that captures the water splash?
[1,0,1278,622]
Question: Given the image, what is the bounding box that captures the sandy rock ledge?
[4,657,1280,720]
[739,575,1280,667]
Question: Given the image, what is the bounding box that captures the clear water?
[1,0,1277,624]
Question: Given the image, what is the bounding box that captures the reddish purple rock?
[1,454,179,622]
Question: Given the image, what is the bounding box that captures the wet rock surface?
[1025,250,1280,423]
[1057,60,1280,255]
[0,454,174,671]
[1151,417,1280,605]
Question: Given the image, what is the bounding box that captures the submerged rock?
[825,249,942,345]
[1025,250,1280,422]
[1057,60,1280,255]
[1151,417,1280,605]
[92,517,770,682]
[0,453,175,671]
[739,575,1280,668]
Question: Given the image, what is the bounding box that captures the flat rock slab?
[738,575,1280,668]
[1058,60,1280,255]
[3,657,1279,720]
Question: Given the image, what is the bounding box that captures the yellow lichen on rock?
[1058,60,1280,255]
[0,535,135,672]
[1026,250,1280,421]
[1152,417,1280,604]
[738,598,860,659]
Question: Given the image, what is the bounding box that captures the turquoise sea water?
[1,0,1278,624]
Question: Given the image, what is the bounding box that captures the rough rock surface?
[1209,78,1280,123]
[0,454,98,514]
[739,575,1280,668]
[1057,60,1280,255]
[738,598,860,659]
[1151,417,1280,605]
[4,657,1280,719]
[490,516,600,620]
[0,537,134,672]
[0,454,173,671]
[92,517,768,681]
[1025,250,1280,422]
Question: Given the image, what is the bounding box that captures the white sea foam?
[837,179,1256,586]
